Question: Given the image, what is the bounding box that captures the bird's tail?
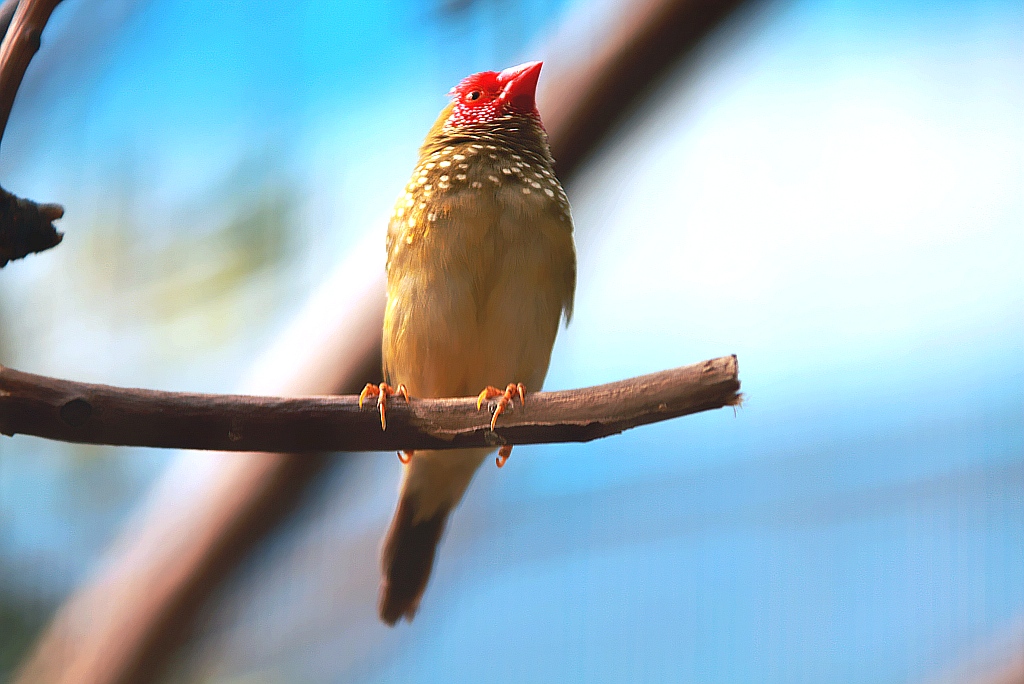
[378,448,487,625]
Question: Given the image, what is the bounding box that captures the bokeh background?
[1,0,1022,681]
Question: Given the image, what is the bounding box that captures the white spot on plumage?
[440,175,449,182]
[417,177,427,185]
[471,181,483,188]
[488,175,500,184]
[439,160,451,168]
[455,174,466,181]
[522,187,531,194]
[501,168,511,175]
[453,154,465,160]
[544,188,555,197]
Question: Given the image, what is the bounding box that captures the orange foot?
[397,450,414,464]
[496,445,513,468]
[476,382,526,430]
[477,383,526,468]
[359,382,409,430]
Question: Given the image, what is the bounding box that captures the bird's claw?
[398,450,414,464]
[476,382,526,430]
[359,382,409,430]
[477,383,525,468]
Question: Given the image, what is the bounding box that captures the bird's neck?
[422,114,552,167]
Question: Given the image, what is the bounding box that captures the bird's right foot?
[359,382,409,430]
[476,383,526,430]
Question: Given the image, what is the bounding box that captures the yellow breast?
[382,137,576,400]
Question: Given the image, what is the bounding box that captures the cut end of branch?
[0,185,64,267]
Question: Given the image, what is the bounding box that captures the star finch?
[373,61,576,625]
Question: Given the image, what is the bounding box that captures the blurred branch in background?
[543,0,749,177]
[13,0,756,682]
[0,357,742,452]
[0,0,63,266]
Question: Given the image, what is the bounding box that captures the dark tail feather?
[379,490,451,625]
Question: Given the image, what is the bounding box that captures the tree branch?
[0,0,62,141]
[0,0,65,267]
[0,357,741,452]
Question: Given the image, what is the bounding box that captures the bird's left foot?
[359,382,409,430]
[477,383,526,468]
[476,382,526,430]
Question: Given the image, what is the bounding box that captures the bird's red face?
[444,61,543,130]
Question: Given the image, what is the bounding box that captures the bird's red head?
[444,61,543,129]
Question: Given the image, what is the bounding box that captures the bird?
[363,60,576,625]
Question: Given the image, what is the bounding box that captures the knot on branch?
[59,397,92,427]
[0,185,63,267]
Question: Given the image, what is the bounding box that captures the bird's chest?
[383,145,572,396]
[388,143,569,289]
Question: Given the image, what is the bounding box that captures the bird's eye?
[466,91,482,102]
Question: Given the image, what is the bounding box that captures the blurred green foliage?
[74,151,299,359]
[0,589,49,681]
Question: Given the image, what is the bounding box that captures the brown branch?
[0,356,741,452]
[0,0,62,140]
[0,0,65,266]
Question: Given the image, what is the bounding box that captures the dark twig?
[0,0,62,140]
[0,185,62,265]
[0,0,64,267]
[0,356,741,452]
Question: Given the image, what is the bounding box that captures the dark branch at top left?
[0,0,65,268]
